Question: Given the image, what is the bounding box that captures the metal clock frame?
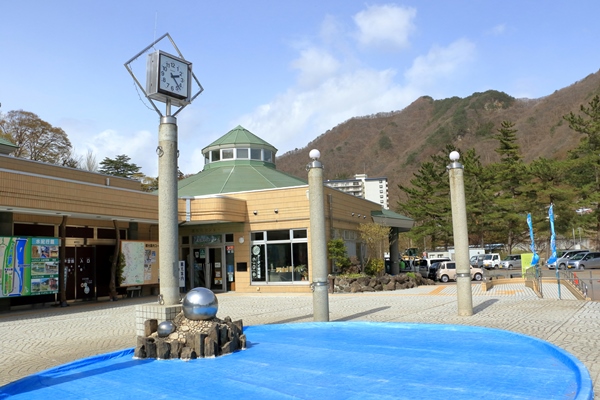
[124,32,203,117]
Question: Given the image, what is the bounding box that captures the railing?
[524,266,543,298]
[560,270,591,299]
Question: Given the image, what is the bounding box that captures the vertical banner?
[526,214,540,267]
[547,204,557,265]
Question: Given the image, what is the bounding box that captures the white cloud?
[353,4,417,50]
[233,13,477,157]
[77,128,156,176]
[291,47,341,88]
[404,38,476,90]
[487,24,506,36]
[235,68,415,153]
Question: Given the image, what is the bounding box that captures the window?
[264,150,273,163]
[251,229,308,284]
[222,149,234,159]
[250,148,262,160]
[211,150,220,162]
[237,148,249,159]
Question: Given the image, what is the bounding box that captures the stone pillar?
[158,116,180,306]
[307,149,329,322]
[447,152,473,316]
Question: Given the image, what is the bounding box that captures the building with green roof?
[176,126,413,293]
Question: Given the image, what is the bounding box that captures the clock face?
[158,54,189,99]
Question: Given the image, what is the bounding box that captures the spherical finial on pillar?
[449,151,460,161]
[309,149,321,160]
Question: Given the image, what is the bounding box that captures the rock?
[180,347,196,360]
[204,337,218,357]
[144,319,158,337]
[156,338,170,359]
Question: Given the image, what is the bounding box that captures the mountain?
[276,69,600,207]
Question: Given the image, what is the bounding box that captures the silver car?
[567,252,600,270]
[548,250,588,270]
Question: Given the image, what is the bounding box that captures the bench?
[126,286,142,298]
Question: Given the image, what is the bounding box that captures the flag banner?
[548,204,557,265]
[527,213,540,267]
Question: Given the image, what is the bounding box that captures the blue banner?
[526,214,540,267]
[548,204,557,265]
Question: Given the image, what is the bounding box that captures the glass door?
[209,247,225,292]
[192,248,206,289]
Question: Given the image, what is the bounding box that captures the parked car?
[428,262,442,280]
[436,261,484,283]
[481,253,501,269]
[547,250,589,269]
[470,254,483,267]
[412,258,451,277]
[500,254,522,270]
[567,251,600,270]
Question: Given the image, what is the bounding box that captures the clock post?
[125,34,203,325]
[157,109,180,306]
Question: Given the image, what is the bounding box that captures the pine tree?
[563,95,600,245]
[488,121,530,254]
[98,154,142,178]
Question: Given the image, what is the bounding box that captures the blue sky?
[2,1,600,177]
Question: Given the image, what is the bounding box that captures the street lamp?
[307,149,329,321]
[447,151,473,316]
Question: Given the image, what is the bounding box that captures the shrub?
[364,259,384,276]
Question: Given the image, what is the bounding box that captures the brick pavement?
[0,282,598,396]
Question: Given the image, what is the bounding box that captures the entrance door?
[191,247,226,292]
[208,247,225,292]
[64,247,96,300]
[192,248,206,289]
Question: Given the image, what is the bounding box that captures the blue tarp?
[0,322,593,399]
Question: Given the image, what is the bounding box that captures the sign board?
[1,237,60,298]
[120,241,159,286]
[179,261,185,288]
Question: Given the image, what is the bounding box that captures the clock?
[146,50,192,106]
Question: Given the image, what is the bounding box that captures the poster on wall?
[120,241,159,286]
[0,237,60,298]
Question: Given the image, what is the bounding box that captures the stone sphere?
[157,321,175,337]
[182,287,218,320]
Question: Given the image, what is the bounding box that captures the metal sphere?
[157,321,175,337]
[182,287,218,320]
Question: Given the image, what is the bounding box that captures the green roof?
[203,125,276,152]
[0,136,18,155]
[178,160,307,197]
[371,209,414,231]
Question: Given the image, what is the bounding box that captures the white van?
[481,253,501,269]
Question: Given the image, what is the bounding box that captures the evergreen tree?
[563,95,600,245]
[98,154,141,178]
[527,157,575,255]
[461,148,495,248]
[488,121,529,254]
[397,148,453,251]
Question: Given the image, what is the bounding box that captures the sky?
[2,1,600,177]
